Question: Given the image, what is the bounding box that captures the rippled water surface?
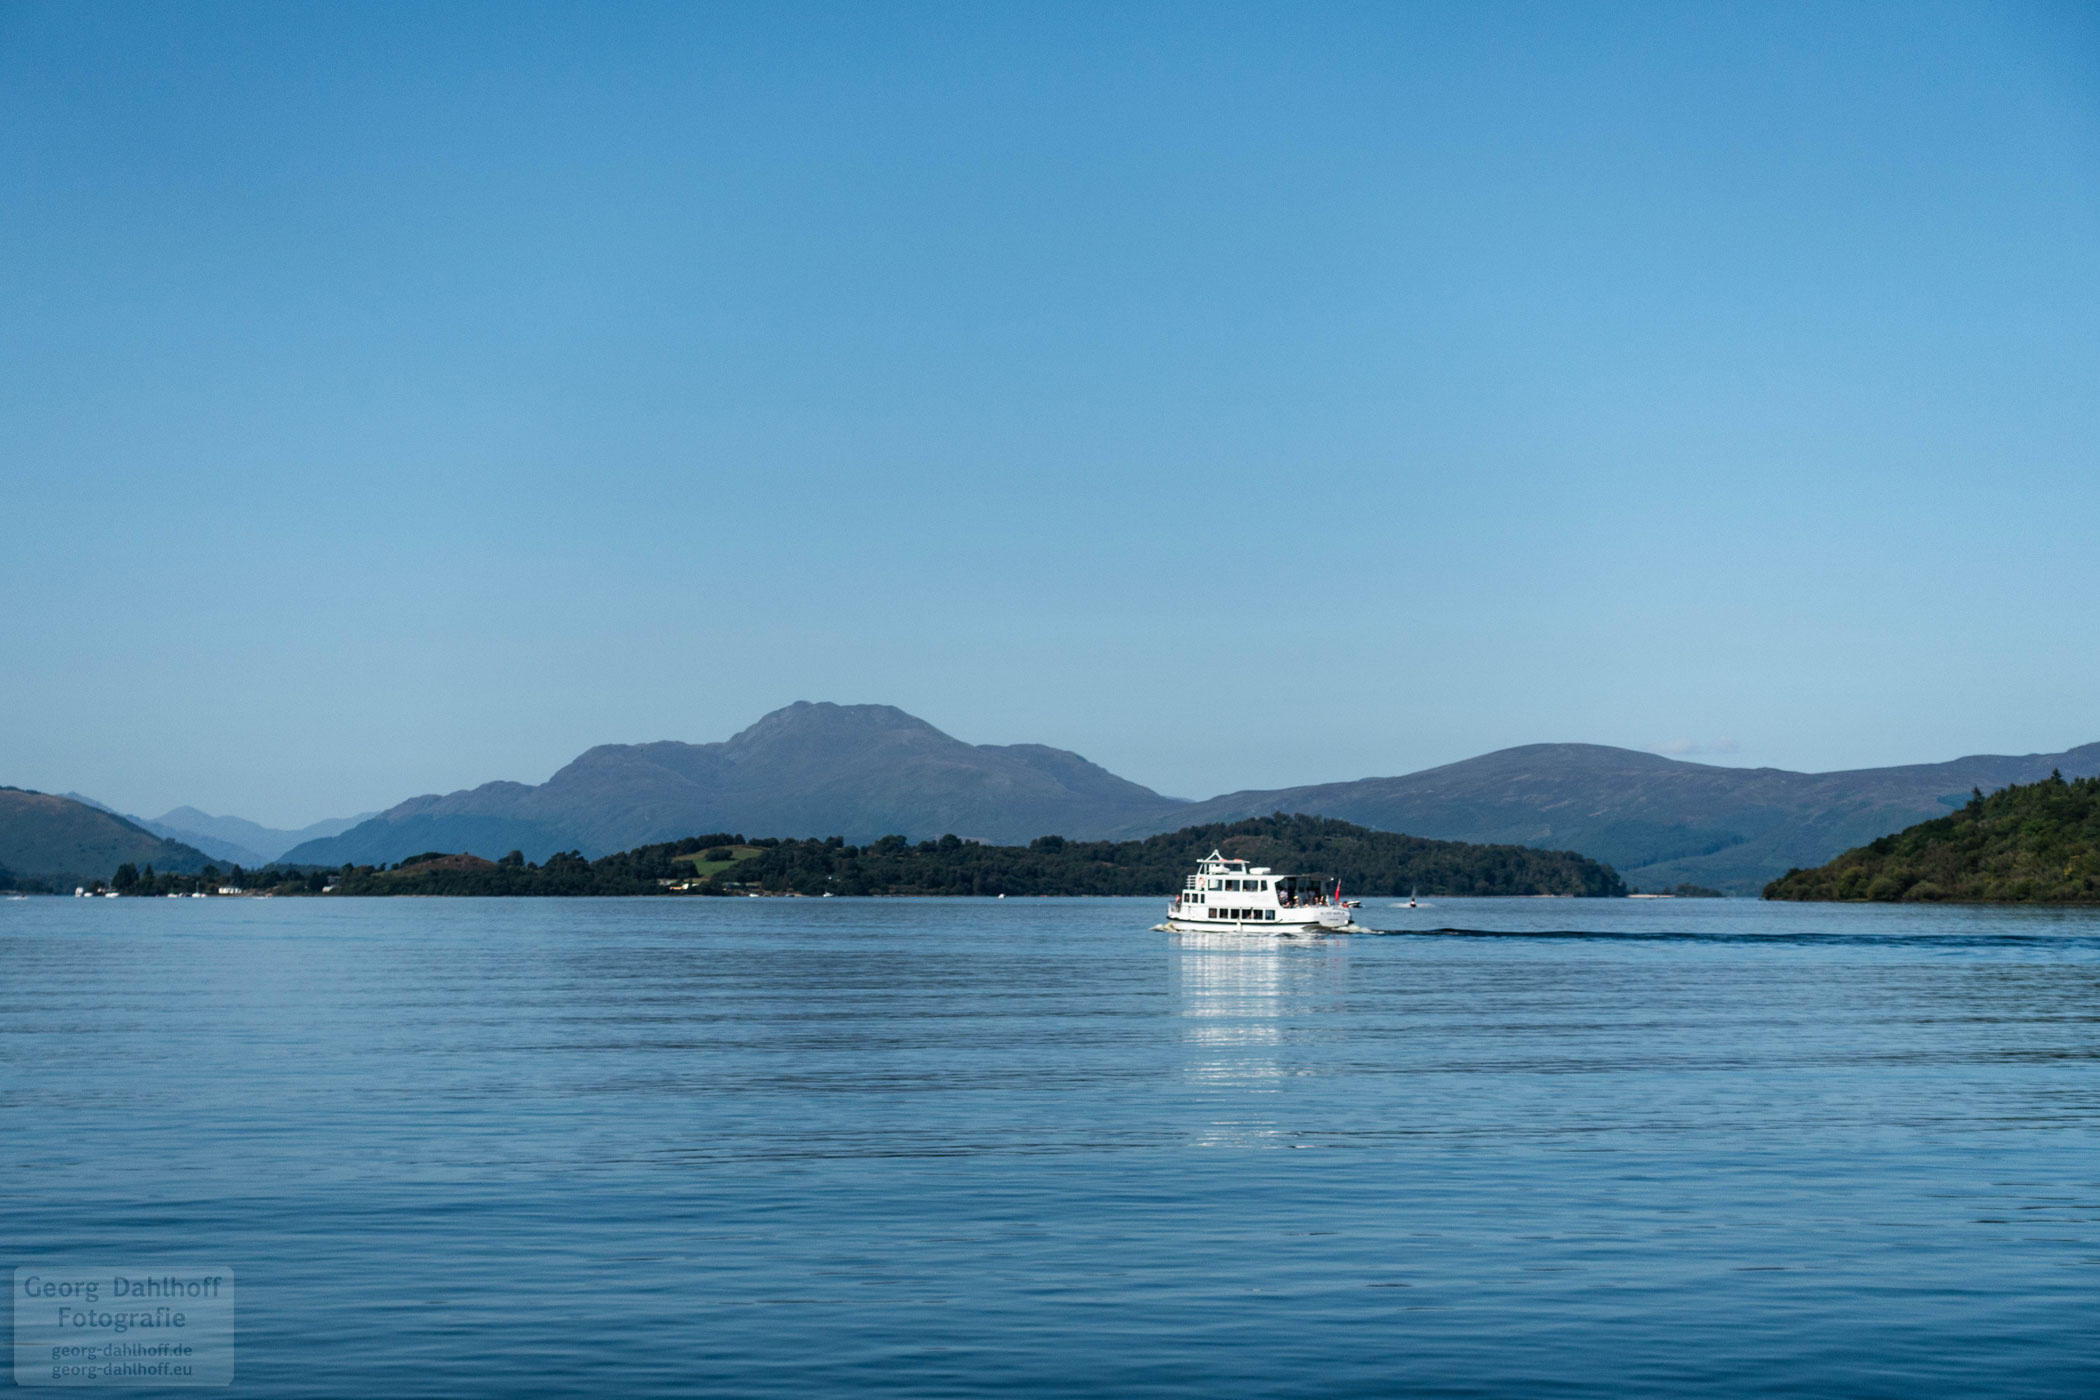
[4,896,2097,1396]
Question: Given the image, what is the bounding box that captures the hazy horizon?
[5,2,2096,828]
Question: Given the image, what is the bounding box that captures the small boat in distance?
[1161,850,1357,934]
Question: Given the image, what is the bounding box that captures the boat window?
[1207,879,1220,891]
[1264,910,1275,920]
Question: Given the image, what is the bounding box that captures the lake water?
[3,895,2097,1396]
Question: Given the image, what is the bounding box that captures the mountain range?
[284,702,1177,866]
[276,702,2100,894]
[14,702,2098,894]
[64,796,375,866]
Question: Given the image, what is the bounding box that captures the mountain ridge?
[63,795,377,865]
[281,702,2100,895]
[139,806,376,865]
[285,702,1185,866]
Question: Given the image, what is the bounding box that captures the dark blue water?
[4,896,2097,1396]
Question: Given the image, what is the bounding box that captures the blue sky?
[4,2,2096,826]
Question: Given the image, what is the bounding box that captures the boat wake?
[1348,926,2100,948]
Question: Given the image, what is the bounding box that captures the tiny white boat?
[1160,850,1357,934]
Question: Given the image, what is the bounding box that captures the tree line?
[80,861,329,896]
[311,814,1625,898]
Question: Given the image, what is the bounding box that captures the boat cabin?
[1176,851,1334,923]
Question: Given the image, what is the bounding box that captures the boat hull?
[1160,908,1354,935]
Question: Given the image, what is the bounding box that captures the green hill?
[321,813,1625,898]
[1763,772,2100,903]
[710,814,1625,897]
[0,787,218,891]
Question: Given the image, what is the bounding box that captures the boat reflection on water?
[1172,928,1350,1146]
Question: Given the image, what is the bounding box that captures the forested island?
[313,814,1626,898]
[1764,772,2100,903]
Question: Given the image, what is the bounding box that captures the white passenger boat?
[1160,850,1358,934]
